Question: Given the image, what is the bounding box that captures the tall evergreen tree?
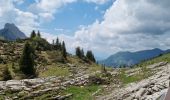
[37,30,41,38]
[59,42,62,50]
[30,30,36,38]
[62,41,67,58]
[52,40,55,45]
[86,50,96,62]
[76,47,82,58]
[55,37,60,50]
[56,38,59,46]
[19,42,35,77]
[81,49,84,58]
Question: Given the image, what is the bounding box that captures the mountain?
[99,48,169,67]
[0,23,26,40]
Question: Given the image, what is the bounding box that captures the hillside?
[0,41,170,99]
[97,52,170,99]
[0,26,170,100]
[0,37,101,79]
[0,34,110,99]
[100,48,169,67]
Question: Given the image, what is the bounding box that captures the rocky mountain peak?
[4,23,16,29]
[0,23,26,40]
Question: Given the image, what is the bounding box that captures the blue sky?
[0,0,170,60]
[42,1,112,35]
[15,0,113,36]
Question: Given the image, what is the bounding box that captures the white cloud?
[13,0,25,5]
[59,0,170,58]
[84,0,109,4]
[28,0,109,22]
[1,0,170,59]
[29,0,77,21]
[0,0,39,36]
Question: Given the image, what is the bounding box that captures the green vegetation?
[86,50,96,63]
[135,53,170,67]
[52,37,62,51]
[119,69,141,84]
[39,64,70,77]
[116,53,170,85]
[37,30,41,37]
[62,41,67,58]
[0,64,12,81]
[30,30,36,38]
[119,66,153,84]
[64,85,100,100]
[76,46,83,58]
[3,66,12,81]
[75,47,96,63]
[19,42,36,77]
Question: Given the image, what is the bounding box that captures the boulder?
[135,88,145,98]
[0,81,6,90]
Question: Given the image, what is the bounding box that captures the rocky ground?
[0,62,169,100]
[0,66,100,99]
[96,62,170,100]
[0,40,169,100]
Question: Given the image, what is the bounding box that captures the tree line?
[75,47,96,63]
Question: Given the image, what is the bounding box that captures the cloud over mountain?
[0,0,170,58]
[60,0,170,58]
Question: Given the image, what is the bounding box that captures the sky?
[0,0,170,60]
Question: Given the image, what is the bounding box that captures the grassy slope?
[64,85,100,100]
[135,53,170,67]
[119,53,170,84]
[62,53,170,99]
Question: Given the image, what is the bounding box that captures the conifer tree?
[37,30,41,38]
[62,41,67,58]
[59,42,62,50]
[30,30,36,38]
[76,47,82,58]
[55,37,60,50]
[86,50,96,62]
[19,42,35,77]
[52,40,55,45]
[56,38,59,46]
[81,49,84,58]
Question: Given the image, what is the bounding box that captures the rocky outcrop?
[0,71,100,99]
[97,62,170,100]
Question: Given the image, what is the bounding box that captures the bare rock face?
[97,62,170,100]
[0,71,96,99]
[0,62,169,99]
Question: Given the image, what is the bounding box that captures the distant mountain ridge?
[0,23,26,40]
[99,48,170,67]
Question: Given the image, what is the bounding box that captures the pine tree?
[52,40,55,45]
[62,41,67,58]
[30,30,36,38]
[86,50,96,62]
[56,38,59,46]
[81,49,84,58]
[76,47,82,58]
[37,30,41,38]
[19,42,35,77]
[55,37,60,50]
[59,42,62,50]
